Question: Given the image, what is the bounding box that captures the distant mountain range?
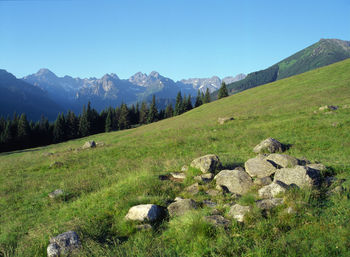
[1,38,349,121]
[217,38,350,97]
[22,69,245,113]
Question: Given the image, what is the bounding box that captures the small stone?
[206,189,220,196]
[194,173,214,183]
[256,198,284,210]
[190,154,222,173]
[285,207,296,214]
[170,172,186,180]
[48,231,80,257]
[136,224,152,231]
[125,204,165,222]
[181,165,189,172]
[228,204,252,222]
[167,199,197,217]
[218,117,234,125]
[245,155,277,178]
[258,181,289,198]
[174,196,184,201]
[48,189,64,199]
[50,161,64,168]
[253,138,283,154]
[185,183,199,195]
[306,163,326,171]
[82,141,96,149]
[202,200,217,208]
[205,215,230,227]
[319,105,338,111]
[254,176,272,186]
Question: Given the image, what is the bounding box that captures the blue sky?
[1,0,349,80]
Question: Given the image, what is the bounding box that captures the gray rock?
[206,189,220,196]
[228,204,252,222]
[218,117,234,125]
[181,165,189,172]
[258,181,289,198]
[48,189,64,199]
[190,154,221,173]
[234,166,245,172]
[125,204,164,222]
[202,200,217,208]
[47,231,80,257]
[306,163,326,171]
[274,165,321,188]
[167,199,197,217]
[82,140,96,149]
[214,169,253,195]
[205,215,230,227]
[50,161,63,168]
[266,154,299,168]
[174,196,184,202]
[254,176,272,186]
[319,105,338,111]
[256,198,284,210]
[170,172,186,180]
[185,183,200,195]
[136,224,152,231]
[245,155,277,178]
[253,138,283,154]
[194,173,214,182]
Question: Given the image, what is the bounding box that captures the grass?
[1,59,350,256]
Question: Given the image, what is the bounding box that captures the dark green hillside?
[220,39,350,96]
[1,59,350,256]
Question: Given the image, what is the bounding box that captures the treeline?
[0,88,218,153]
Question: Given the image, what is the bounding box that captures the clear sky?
[1,0,349,80]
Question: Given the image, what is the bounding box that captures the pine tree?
[79,104,91,137]
[174,91,183,116]
[203,88,211,104]
[186,95,193,111]
[195,90,203,107]
[17,113,30,141]
[165,104,174,118]
[139,102,148,124]
[66,111,79,139]
[218,82,229,99]
[147,95,158,123]
[118,103,130,130]
[105,109,113,132]
[53,113,66,143]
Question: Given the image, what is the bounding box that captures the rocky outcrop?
[47,231,80,257]
[258,182,289,198]
[125,204,165,222]
[254,176,272,186]
[190,154,221,173]
[214,169,253,195]
[274,165,321,188]
[253,138,283,154]
[245,155,277,178]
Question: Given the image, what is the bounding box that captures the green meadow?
[1,59,350,256]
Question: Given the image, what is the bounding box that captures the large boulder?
[228,204,252,222]
[258,181,289,198]
[167,199,197,217]
[125,204,165,222]
[266,154,299,168]
[47,231,80,257]
[214,169,253,195]
[274,165,321,188]
[245,155,277,178]
[190,154,221,173]
[253,138,283,154]
[306,163,326,171]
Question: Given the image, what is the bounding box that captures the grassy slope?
[1,59,350,256]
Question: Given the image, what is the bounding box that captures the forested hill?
[214,38,350,97]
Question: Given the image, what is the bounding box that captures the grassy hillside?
[1,59,350,256]
[222,39,350,96]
